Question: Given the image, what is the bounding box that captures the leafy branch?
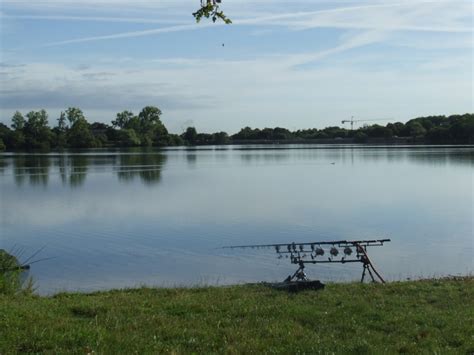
[193,0,232,24]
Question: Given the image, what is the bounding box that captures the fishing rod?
[0,247,54,273]
[224,238,390,284]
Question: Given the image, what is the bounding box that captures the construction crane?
[341,116,392,130]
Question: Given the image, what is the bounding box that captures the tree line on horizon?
[0,107,472,151]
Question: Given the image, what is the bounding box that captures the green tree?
[449,114,474,143]
[65,107,86,126]
[112,110,135,129]
[11,111,25,131]
[0,138,5,151]
[354,131,368,143]
[407,122,426,138]
[211,131,230,144]
[24,109,53,149]
[426,127,451,143]
[67,114,96,148]
[137,106,168,146]
[193,0,231,24]
[232,127,260,140]
[0,122,15,150]
[54,111,68,148]
[386,122,406,137]
[183,127,198,145]
[116,129,141,147]
[365,124,393,138]
[57,111,67,131]
[168,134,185,146]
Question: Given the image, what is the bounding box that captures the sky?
[0,0,472,134]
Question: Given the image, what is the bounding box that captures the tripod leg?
[360,265,367,283]
[367,265,376,283]
[286,266,300,282]
[287,261,307,282]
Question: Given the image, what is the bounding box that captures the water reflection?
[56,155,89,188]
[117,153,166,185]
[185,150,197,167]
[406,149,474,166]
[6,150,167,187]
[239,151,291,163]
[350,147,473,166]
[0,156,7,175]
[1,145,473,294]
[14,155,51,186]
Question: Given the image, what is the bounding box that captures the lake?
[1,145,472,294]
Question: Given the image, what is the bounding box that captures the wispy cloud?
[29,1,471,49]
[1,14,187,25]
[42,23,218,47]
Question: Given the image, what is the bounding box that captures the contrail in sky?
[16,2,471,48]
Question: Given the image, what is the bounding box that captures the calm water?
[1,145,473,294]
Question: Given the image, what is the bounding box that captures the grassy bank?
[1,278,473,353]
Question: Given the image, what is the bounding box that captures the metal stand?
[285,261,308,282]
[224,238,390,285]
[357,246,386,283]
[360,258,376,283]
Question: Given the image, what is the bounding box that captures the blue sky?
[0,0,472,133]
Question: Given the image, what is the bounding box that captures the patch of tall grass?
[0,249,35,295]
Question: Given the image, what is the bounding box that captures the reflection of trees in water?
[185,150,197,167]
[117,152,167,185]
[239,150,291,164]
[9,151,167,188]
[0,156,8,176]
[406,149,474,167]
[348,147,474,166]
[56,155,89,188]
[12,154,88,188]
[13,155,50,186]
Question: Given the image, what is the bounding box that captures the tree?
[354,131,368,143]
[386,122,406,137]
[138,106,163,127]
[65,107,86,126]
[0,122,11,142]
[137,106,168,146]
[11,111,25,131]
[57,111,67,131]
[53,111,68,148]
[407,122,426,138]
[168,134,185,146]
[112,110,135,129]
[193,0,231,24]
[183,127,198,145]
[211,131,230,145]
[449,115,474,143]
[426,127,451,143]
[232,127,260,140]
[67,112,96,148]
[24,109,53,149]
[364,124,393,138]
[116,129,141,147]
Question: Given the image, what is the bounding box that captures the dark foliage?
[1,111,472,151]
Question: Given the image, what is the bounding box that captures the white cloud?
[5,1,472,48]
[1,34,471,133]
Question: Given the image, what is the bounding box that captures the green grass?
[1,278,473,354]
